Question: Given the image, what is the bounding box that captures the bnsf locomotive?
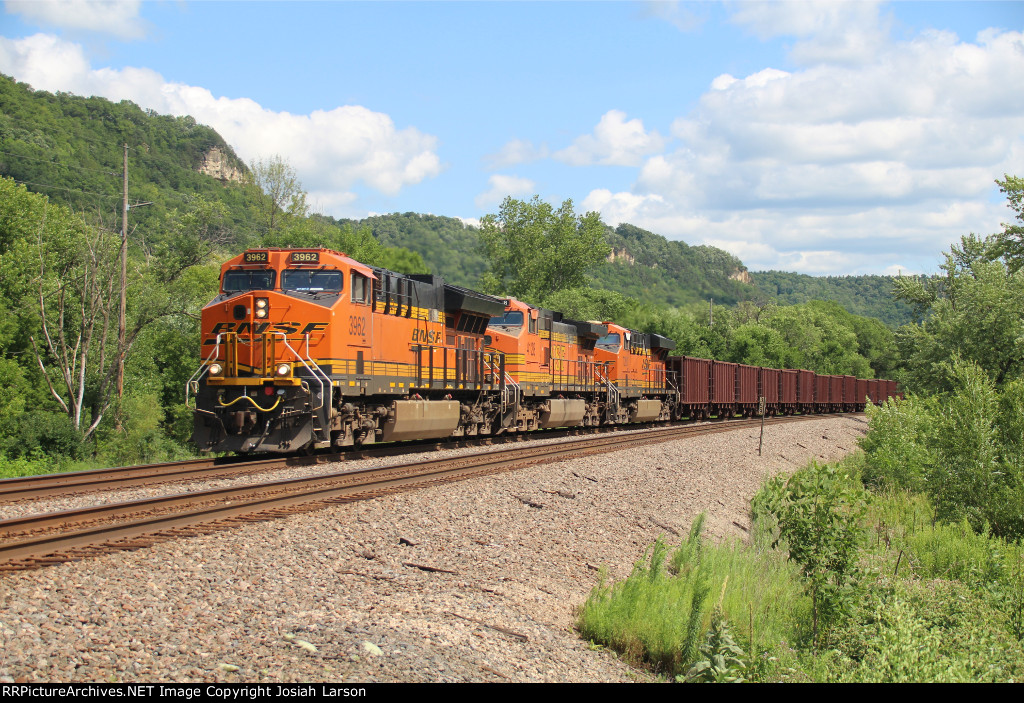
[188,248,898,453]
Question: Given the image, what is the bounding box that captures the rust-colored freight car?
[668,356,712,420]
[842,375,856,411]
[828,375,843,412]
[856,378,868,411]
[780,369,798,414]
[737,364,759,415]
[884,379,898,402]
[867,379,880,405]
[797,370,815,412]
[761,367,780,415]
[815,374,830,412]
[711,360,737,417]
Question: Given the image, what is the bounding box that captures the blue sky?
[2,1,1022,276]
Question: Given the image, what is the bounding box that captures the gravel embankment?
[0,416,866,683]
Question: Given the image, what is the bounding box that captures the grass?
[576,514,809,679]
[577,456,1024,682]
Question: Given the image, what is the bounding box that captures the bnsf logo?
[203,321,328,344]
[411,328,442,344]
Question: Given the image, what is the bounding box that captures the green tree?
[989,175,1024,272]
[894,235,1024,392]
[246,155,308,234]
[756,462,868,647]
[478,195,610,302]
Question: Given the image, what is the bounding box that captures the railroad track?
[0,414,856,572]
[0,420,704,504]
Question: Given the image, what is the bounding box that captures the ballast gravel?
[0,416,866,683]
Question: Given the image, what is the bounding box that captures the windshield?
[487,310,524,327]
[596,333,621,352]
[281,269,343,293]
[222,269,275,294]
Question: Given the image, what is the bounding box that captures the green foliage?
[539,287,634,323]
[577,513,808,680]
[812,488,1024,682]
[859,395,936,491]
[820,581,1024,682]
[590,223,756,308]
[752,270,919,328]
[246,154,308,234]
[0,74,252,245]
[894,233,1024,392]
[755,462,869,645]
[348,211,484,285]
[479,195,610,303]
[988,174,1024,273]
[685,607,748,683]
[861,358,1024,539]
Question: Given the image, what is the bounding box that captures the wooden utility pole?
[117,143,128,407]
[709,298,714,328]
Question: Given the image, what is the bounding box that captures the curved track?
[0,414,857,572]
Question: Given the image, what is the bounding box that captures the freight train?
[188,248,898,453]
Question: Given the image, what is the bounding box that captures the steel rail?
[0,413,832,503]
[0,414,856,571]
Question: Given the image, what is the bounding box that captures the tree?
[894,234,1024,392]
[988,174,1024,272]
[478,196,610,302]
[0,178,222,442]
[247,155,308,233]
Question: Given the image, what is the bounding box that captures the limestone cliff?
[198,147,245,183]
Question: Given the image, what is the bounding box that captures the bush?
[754,461,868,646]
[819,580,1024,682]
[860,358,1024,540]
[859,394,935,491]
[577,514,808,680]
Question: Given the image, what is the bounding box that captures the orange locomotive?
[189,248,508,452]
[484,297,607,430]
[593,323,676,423]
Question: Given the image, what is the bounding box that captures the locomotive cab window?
[487,311,524,328]
[281,269,342,293]
[222,269,276,294]
[350,272,370,304]
[596,333,621,352]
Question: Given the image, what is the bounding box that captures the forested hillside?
[0,73,251,238]
[593,223,755,306]
[753,270,919,327]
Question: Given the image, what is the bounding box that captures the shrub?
[577,513,808,679]
[755,461,868,646]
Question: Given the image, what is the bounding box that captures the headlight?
[255,308,268,318]
[255,298,269,318]
[276,363,291,376]
[208,363,223,376]
[256,298,268,309]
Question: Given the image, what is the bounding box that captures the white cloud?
[583,25,1024,274]
[640,1,708,33]
[474,174,535,210]
[5,0,148,40]
[727,0,890,66]
[484,139,549,169]
[554,110,668,167]
[0,34,443,212]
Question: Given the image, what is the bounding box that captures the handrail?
[595,365,620,416]
[185,333,223,407]
[273,332,329,414]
